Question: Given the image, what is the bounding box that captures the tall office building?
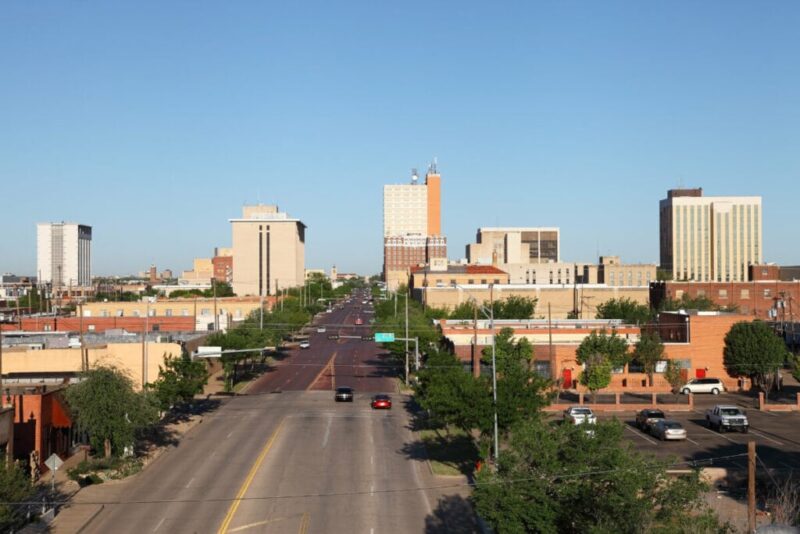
[230,205,306,296]
[659,188,762,282]
[382,164,446,289]
[466,227,560,265]
[36,222,92,287]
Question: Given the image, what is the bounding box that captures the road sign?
[44,454,63,472]
[375,332,395,343]
[327,335,340,340]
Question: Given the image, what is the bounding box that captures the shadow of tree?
[425,494,482,534]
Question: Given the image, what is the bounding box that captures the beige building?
[2,341,182,390]
[659,188,762,282]
[418,284,650,319]
[467,227,560,265]
[37,222,92,287]
[179,258,214,284]
[597,256,656,288]
[81,296,268,324]
[230,205,306,296]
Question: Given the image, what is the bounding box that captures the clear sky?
[1,1,798,276]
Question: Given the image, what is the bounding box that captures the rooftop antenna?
[411,168,419,184]
[429,157,438,174]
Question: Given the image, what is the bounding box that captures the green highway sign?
[374,332,396,343]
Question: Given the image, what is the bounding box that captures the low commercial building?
[418,284,650,319]
[0,315,195,334]
[597,256,656,288]
[7,385,75,471]
[180,258,214,285]
[409,261,509,290]
[438,311,751,393]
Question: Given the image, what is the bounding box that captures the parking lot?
[596,392,800,471]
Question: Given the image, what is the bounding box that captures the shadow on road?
[425,494,482,534]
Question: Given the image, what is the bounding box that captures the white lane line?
[370,455,374,466]
[698,425,740,444]
[625,426,657,445]
[152,517,166,532]
[185,477,195,488]
[227,431,233,439]
[211,449,217,458]
[322,416,332,449]
[371,529,374,534]
[370,484,375,497]
[749,429,784,446]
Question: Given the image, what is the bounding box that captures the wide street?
[82,295,477,534]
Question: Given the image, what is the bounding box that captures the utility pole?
[404,288,409,365]
[548,302,553,363]
[260,293,264,330]
[213,281,218,331]
[79,302,86,372]
[473,303,480,378]
[748,440,756,533]
[490,283,499,462]
[142,300,150,389]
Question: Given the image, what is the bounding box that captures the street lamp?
[456,284,499,462]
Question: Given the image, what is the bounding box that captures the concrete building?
[467,227,560,265]
[230,205,306,296]
[417,284,650,319]
[409,260,510,290]
[383,164,445,290]
[597,256,657,288]
[659,188,762,282]
[179,258,214,285]
[36,222,92,287]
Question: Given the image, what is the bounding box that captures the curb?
[75,504,105,534]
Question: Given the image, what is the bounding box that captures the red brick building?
[8,386,74,470]
[212,255,233,284]
[0,315,196,334]
[650,265,800,320]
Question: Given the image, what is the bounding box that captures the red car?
[355,317,364,325]
[371,395,392,409]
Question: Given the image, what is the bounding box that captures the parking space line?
[749,429,784,446]
[698,425,740,444]
[625,426,657,445]
[686,437,700,446]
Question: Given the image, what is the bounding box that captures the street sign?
[375,332,395,343]
[327,335,340,340]
[44,454,63,472]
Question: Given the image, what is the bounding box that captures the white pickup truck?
[706,405,749,433]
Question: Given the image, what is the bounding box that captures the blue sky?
[1,1,798,276]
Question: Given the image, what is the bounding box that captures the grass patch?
[419,427,480,477]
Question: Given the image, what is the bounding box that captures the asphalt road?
[83,294,477,534]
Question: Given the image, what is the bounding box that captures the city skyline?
[2,2,799,276]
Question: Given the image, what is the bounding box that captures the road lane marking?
[227,517,289,532]
[686,437,700,446]
[227,431,233,439]
[308,352,337,391]
[153,517,166,532]
[322,416,332,448]
[370,484,375,497]
[186,477,195,488]
[625,426,657,445]
[217,418,286,534]
[749,429,784,446]
[298,512,310,534]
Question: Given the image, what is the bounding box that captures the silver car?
[651,420,687,441]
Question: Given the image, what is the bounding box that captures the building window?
[609,272,615,285]
[494,279,500,284]
[480,279,487,284]
[100,309,108,317]
[88,324,96,332]
[450,279,456,286]
[148,308,156,317]
[719,289,728,299]
[763,289,771,298]
[116,309,123,317]
[675,290,684,299]
[165,309,173,317]
[235,309,242,318]
[181,308,189,316]
[132,310,140,317]
[201,308,211,316]
[740,289,750,299]
[44,324,52,332]
[697,289,705,297]
[468,279,474,284]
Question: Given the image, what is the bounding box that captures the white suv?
[681,378,725,395]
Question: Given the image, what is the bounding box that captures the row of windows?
[430,279,502,287]
[89,308,247,318]
[675,288,777,300]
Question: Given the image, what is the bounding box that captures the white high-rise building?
[659,189,762,282]
[37,222,93,287]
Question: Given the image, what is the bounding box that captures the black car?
[635,409,666,432]
[335,387,354,402]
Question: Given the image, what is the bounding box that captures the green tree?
[723,321,788,397]
[664,359,685,400]
[149,353,209,411]
[65,365,159,458]
[0,459,36,532]
[633,331,665,386]
[473,419,728,534]
[494,296,538,320]
[576,330,630,400]
[660,294,718,312]
[449,301,478,320]
[596,297,653,324]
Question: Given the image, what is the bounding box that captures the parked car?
[681,378,725,395]
[299,341,310,349]
[335,387,354,402]
[651,420,688,441]
[563,407,597,425]
[706,405,749,433]
[355,317,364,325]
[635,409,666,432]
[371,394,392,409]
[317,327,326,333]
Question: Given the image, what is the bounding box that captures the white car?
[317,327,326,333]
[563,407,597,425]
[299,341,310,349]
[681,378,725,395]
